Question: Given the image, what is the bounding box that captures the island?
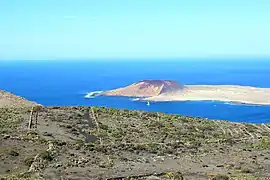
[103,80,270,105]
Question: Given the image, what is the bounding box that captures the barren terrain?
[103,80,270,105]
[1,106,270,180]
[104,80,184,97]
[0,90,38,108]
[144,85,270,105]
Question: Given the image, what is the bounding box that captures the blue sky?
[0,0,270,60]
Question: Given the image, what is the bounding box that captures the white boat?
[147,101,150,106]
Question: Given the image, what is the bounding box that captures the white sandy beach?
[143,85,270,105]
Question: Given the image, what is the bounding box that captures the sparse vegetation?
[39,150,53,161]
[0,106,269,179]
[24,157,34,167]
[212,174,229,180]
[251,137,270,149]
[8,150,19,157]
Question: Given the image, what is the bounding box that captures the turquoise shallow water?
[1,59,270,123]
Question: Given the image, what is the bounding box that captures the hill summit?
[104,80,184,97]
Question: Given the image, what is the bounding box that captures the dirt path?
[1,107,269,179]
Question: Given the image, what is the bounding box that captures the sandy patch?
[143,85,270,105]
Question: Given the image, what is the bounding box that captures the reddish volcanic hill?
[104,80,184,97]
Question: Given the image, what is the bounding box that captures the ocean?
[1,59,270,123]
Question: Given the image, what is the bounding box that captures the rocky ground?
[0,106,270,180]
[0,90,38,108]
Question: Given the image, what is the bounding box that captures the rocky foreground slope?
[0,90,38,108]
[1,106,270,180]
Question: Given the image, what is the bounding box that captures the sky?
[0,0,270,60]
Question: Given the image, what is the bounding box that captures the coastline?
[104,85,270,105]
[0,90,39,108]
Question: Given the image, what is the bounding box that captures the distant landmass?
[103,80,184,97]
[103,80,270,105]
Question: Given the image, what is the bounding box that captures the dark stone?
[9,150,19,156]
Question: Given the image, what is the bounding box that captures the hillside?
[103,80,184,97]
[0,106,269,180]
[0,90,38,108]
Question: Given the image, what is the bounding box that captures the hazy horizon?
[1,0,270,60]
[1,56,270,62]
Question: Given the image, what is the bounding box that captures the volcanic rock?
[103,80,184,97]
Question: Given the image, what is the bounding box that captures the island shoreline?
[102,83,270,106]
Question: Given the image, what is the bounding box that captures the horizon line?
[1,56,270,61]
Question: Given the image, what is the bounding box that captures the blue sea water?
[1,59,270,123]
